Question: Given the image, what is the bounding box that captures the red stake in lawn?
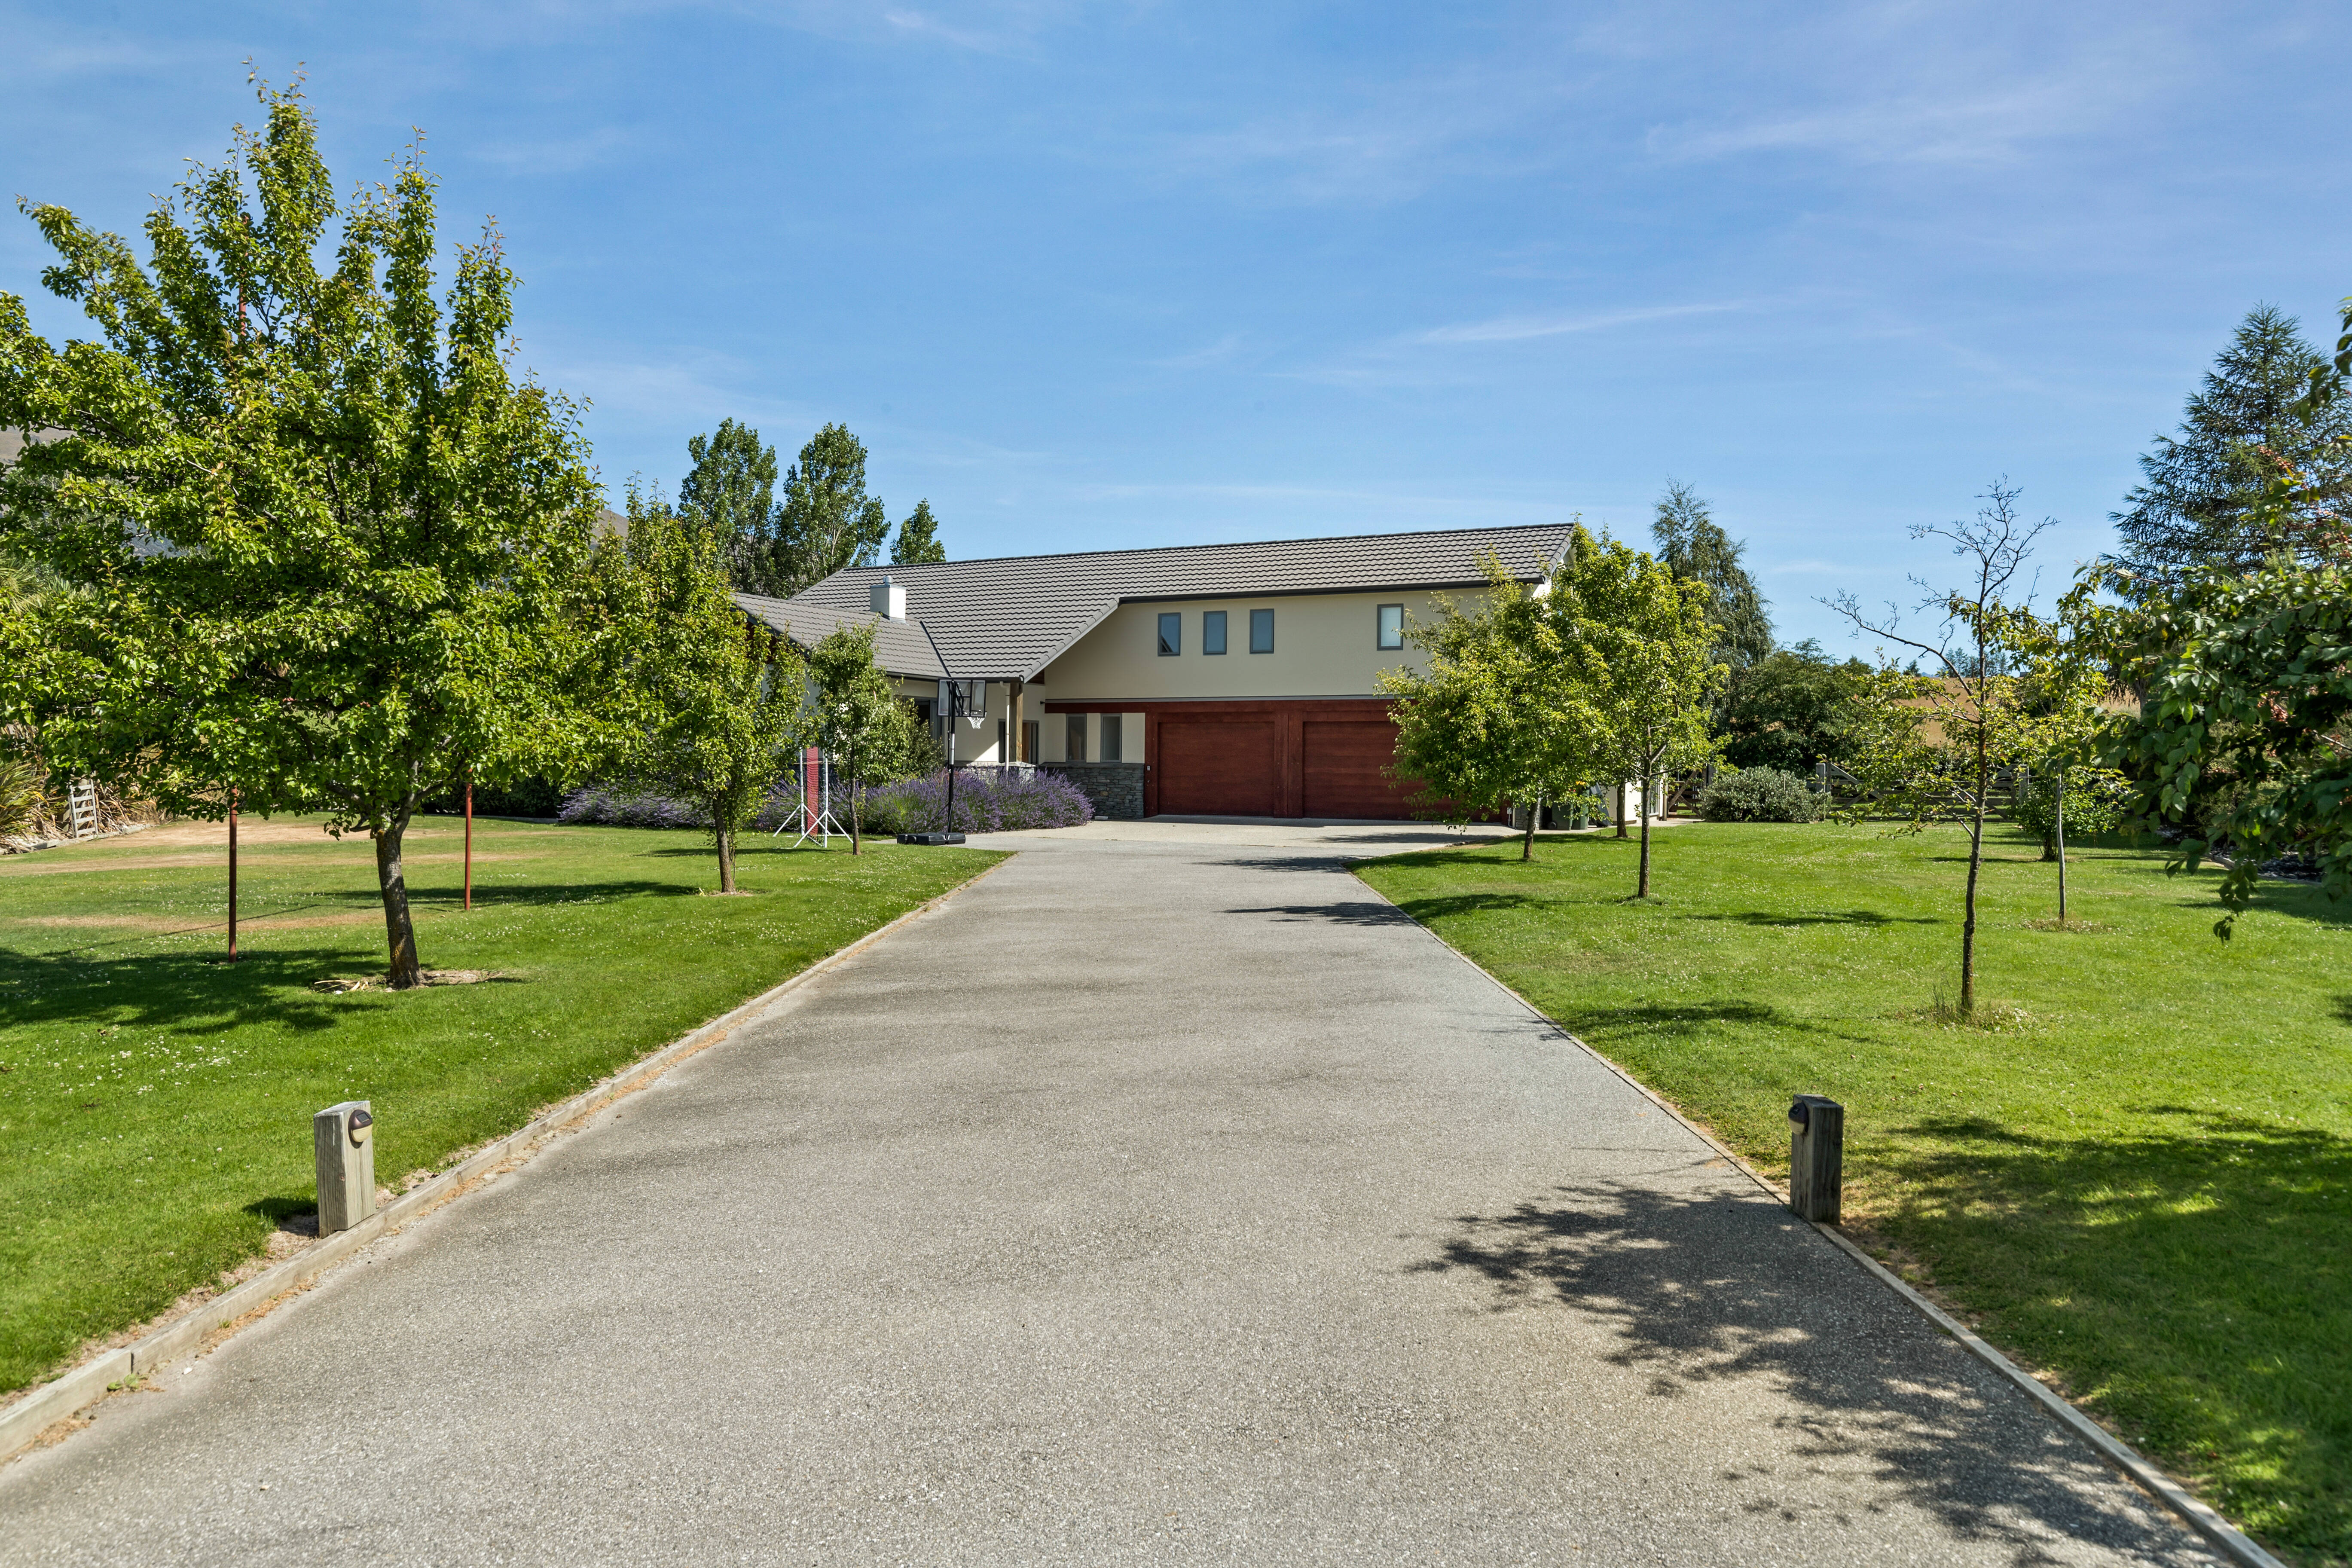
[226,788,238,963]
[464,776,473,912]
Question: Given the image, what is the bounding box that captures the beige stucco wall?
[1035,590,1463,703]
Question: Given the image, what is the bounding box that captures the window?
[1066,714,1087,762]
[1021,720,1038,764]
[1102,714,1124,762]
[1203,609,1227,655]
[1377,603,1404,651]
[1158,612,1181,656]
[1249,607,1275,654]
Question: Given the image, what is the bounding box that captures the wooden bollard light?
[1787,1094,1844,1223]
[314,1101,377,1235]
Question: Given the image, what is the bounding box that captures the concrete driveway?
[0,827,2217,1566]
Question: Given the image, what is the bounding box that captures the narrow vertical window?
[1102,714,1124,761]
[1158,612,1181,656]
[1249,608,1274,654]
[1066,714,1087,762]
[1021,720,1039,763]
[1376,603,1404,650]
[1203,609,1227,654]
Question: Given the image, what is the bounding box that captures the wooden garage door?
[1158,718,1280,816]
[1302,718,1412,819]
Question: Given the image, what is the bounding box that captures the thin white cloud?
[1148,331,1249,370]
[470,126,636,176]
[1412,301,1744,346]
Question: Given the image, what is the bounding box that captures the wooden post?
[464,777,473,912]
[2054,765,2068,924]
[1788,1094,1844,1223]
[226,789,238,964]
[314,1101,377,1234]
[1008,679,1024,763]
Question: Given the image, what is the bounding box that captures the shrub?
[1698,766,1819,823]
[864,768,1094,834]
[558,767,1094,837]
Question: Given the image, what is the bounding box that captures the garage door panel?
[1159,718,1280,816]
[1302,718,1413,819]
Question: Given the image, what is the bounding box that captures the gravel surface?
[0,828,2220,1566]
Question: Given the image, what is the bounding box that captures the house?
[737,523,1573,819]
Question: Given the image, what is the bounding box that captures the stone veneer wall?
[1045,762,1147,821]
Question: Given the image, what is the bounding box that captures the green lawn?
[1358,822,2350,1564]
[0,816,1000,1397]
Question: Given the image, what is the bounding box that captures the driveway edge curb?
[1345,862,2282,1568]
[0,852,1012,1469]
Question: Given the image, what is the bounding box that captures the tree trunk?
[717,825,737,893]
[1961,724,1989,1017]
[1615,779,1628,838]
[374,816,423,990]
[849,776,863,855]
[1637,764,1653,898]
[1521,800,1536,861]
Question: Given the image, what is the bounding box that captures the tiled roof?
[734,591,952,681]
[767,523,1573,681]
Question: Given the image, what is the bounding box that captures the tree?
[1381,556,1603,861]
[598,486,807,893]
[1651,480,1773,670]
[1716,641,1872,773]
[730,423,890,598]
[803,621,923,854]
[2111,305,2352,583]
[1558,528,1726,897]
[2076,555,2350,936]
[892,498,947,565]
[0,82,602,988]
[1828,480,2052,1015]
[678,418,779,590]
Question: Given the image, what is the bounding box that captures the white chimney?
[870,575,907,620]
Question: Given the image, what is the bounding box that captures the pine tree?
[1650,481,1773,669]
[892,498,947,565]
[678,418,779,590]
[2112,305,2352,581]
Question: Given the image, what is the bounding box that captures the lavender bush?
[559,768,1091,837]
[862,769,1094,834]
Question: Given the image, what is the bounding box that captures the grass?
[1358,821,2352,1564]
[0,815,1001,1397]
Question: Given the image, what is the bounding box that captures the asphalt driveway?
[0,828,2218,1565]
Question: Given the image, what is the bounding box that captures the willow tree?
[0,82,602,988]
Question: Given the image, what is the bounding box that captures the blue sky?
[6,2,2349,648]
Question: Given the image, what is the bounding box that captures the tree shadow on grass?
[1680,909,1940,928]
[1414,1178,2227,1563]
[1567,998,1891,1051]
[1868,1113,2352,1558]
[0,942,494,1034]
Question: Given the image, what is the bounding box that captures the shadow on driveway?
[1414,1179,2220,1563]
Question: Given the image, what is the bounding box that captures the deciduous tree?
[678,417,779,589]
[596,486,807,893]
[1557,528,1725,897]
[734,423,890,598]
[0,81,602,987]
[804,622,923,854]
[1829,480,2052,1014]
[892,498,947,565]
[1381,556,1602,860]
